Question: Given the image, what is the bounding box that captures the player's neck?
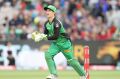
[48,16,55,23]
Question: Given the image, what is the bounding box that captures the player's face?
[45,9,55,18]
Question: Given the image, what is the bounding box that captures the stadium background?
[0,0,120,79]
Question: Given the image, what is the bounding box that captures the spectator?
[116,51,120,70]
[67,0,76,19]
[9,13,25,27]
[7,50,15,66]
[0,49,4,65]
[0,0,119,41]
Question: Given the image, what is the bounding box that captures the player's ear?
[53,12,56,16]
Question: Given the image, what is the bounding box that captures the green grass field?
[0,70,120,79]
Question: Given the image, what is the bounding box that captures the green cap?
[44,5,57,12]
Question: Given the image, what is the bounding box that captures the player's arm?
[44,21,48,34]
[45,22,61,40]
[32,21,60,42]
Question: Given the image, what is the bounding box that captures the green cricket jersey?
[44,17,70,44]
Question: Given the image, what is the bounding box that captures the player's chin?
[47,15,51,18]
[47,16,51,18]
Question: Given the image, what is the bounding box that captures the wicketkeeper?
[32,5,86,79]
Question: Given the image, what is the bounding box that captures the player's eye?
[46,9,51,11]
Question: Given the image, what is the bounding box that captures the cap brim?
[44,7,48,10]
[44,7,55,12]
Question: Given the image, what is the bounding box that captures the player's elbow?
[53,35,59,39]
[47,35,59,40]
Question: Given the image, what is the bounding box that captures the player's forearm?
[46,23,60,40]
[47,28,59,40]
[47,34,59,40]
[44,27,48,34]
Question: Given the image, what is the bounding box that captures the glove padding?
[31,31,47,42]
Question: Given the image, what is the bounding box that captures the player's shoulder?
[54,18,62,26]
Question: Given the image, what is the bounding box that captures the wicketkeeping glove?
[31,31,47,42]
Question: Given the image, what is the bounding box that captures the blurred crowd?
[0,0,120,41]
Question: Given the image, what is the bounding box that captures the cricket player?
[32,5,86,79]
